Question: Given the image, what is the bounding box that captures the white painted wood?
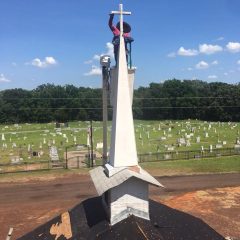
[110,68,135,107]
[109,4,138,167]
[111,11,131,15]
[109,178,149,225]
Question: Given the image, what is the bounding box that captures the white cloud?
[237,60,240,65]
[30,56,57,68]
[211,60,219,65]
[106,42,114,58]
[187,67,193,71]
[224,72,228,76]
[93,54,101,61]
[167,52,176,58]
[87,42,114,63]
[208,75,218,79]
[196,61,209,69]
[0,74,11,83]
[177,47,198,56]
[199,44,223,55]
[84,65,102,76]
[226,42,240,53]
[45,57,57,65]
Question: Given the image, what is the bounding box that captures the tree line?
[0,79,239,123]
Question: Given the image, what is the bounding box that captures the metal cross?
[111,4,131,35]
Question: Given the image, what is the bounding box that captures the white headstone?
[209,145,213,152]
[2,134,5,141]
[186,140,191,147]
[96,142,103,149]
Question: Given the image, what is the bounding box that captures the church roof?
[90,166,164,196]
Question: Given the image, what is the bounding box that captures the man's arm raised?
[108,13,115,31]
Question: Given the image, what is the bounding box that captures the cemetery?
[0,1,239,240]
[0,120,240,174]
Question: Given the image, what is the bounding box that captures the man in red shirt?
[109,13,133,65]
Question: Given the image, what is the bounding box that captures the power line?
[3,106,240,110]
[0,96,239,100]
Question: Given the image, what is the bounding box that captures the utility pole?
[100,55,111,165]
[90,120,94,167]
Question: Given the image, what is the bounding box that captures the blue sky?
[0,0,240,90]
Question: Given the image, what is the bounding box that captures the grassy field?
[0,156,239,182]
[141,155,240,175]
[0,120,239,165]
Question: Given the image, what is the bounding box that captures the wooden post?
[65,147,68,169]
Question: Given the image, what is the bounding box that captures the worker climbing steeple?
[108,8,134,67]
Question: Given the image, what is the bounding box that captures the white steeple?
[109,4,138,168]
[90,3,163,226]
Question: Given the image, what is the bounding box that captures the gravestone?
[12,143,17,148]
[167,146,175,151]
[209,145,213,153]
[2,134,5,141]
[186,140,191,147]
[11,156,20,164]
[177,138,186,146]
[49,146,59,161]
[96,142,103,149]
[216,144,223,149]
